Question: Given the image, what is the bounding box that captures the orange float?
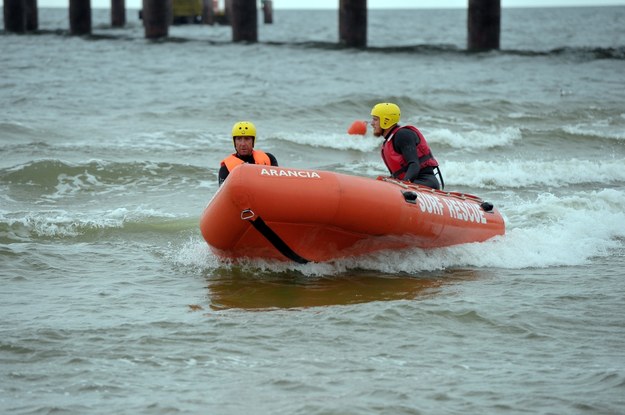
[347,120,367,135]
[200,164,505,263]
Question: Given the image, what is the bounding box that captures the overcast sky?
[19,0,625,10]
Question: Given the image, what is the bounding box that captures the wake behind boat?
[200,164,505,263]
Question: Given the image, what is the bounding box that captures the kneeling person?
[370,102,443,190]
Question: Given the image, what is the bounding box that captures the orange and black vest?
[381,125,438,180]
[221,150,271,173]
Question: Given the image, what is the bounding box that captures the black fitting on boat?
[480,201,494,212]
[402,191,418,204]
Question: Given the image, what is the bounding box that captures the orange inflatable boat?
[200,164,505,263]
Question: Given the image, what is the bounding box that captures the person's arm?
[393,129,420,182]
[218,164,229,186]
[267,153,278,166]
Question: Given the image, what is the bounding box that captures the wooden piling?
[339,0,366,48]
[222,0,232,25]
[69,0,91,35]
[231,0,257,42]
[4,0,27,33]
[202,0,213,25]
[262,0,272,24]
[467,0,500,51]
[25,0,38,31]
[111,0,125,27]
[142,0,170,39]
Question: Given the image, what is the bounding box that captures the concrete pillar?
[339,0,366,48]
[25,0,38,31]
[468,0,500,51]
[231,0,257,42]
[4,0,27,33]
[69,0,91,35]
[111,0,125,27]
[142,0,169,39]
[262,0,272,24]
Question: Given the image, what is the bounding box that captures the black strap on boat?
[435,166,445,190]
[392,163,445,190]
[242,211,310,264]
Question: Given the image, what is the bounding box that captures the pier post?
[202,0,213,24]
[261,0,272,24]
[3,0,27,33]
[69,0,92,35]
[111,0,125,27]
[231,0,257,42]
[142,0,170,39]
[25,0,37,30]
[226,0,233,24]
[467,0,500,51]
[339,0,366,48]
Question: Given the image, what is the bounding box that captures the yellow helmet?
[371,102,400,129]
[231,121,256,147]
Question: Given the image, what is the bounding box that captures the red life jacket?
[221,150,271,173]
[381,125,438,180]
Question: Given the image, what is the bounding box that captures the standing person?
[370,102,444,190]
[218,121,278,186]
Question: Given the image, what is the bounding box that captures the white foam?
[43,171,101,200]
[1,210,117,239]
[1,207,176,239]
[167,236,222,271]
[275,131,380,152]
[562,121,625,141]
[429,126,522,150]
[273,125,523,154]
[46,130,222,152]
[445,158,625,188]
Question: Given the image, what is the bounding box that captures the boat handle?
[241,209,256,220]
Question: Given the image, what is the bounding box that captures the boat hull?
[200,164,505,262]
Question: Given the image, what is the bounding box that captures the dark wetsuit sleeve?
[393,128,421,182]
[267,153,279,166]
[218,164,229,186]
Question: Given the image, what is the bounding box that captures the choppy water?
[2,6,625,415]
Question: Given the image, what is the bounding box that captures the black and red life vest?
[381,125,438,180]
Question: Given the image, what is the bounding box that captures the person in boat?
[219,121,278,186]
[370,102,444,190]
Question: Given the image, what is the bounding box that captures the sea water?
[1,6,625,414]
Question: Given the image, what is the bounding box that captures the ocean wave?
[261,42,625,62]
[0,159,208,198]
[278,42,607,61]
[0,207,191,243]
[355,45,625,61]
[273,131,380,152]
[0,122,66,145]
[331,157,625,190]
[272,124,522,152]
[0,121,36,136]
[446,159,625,189]
[482,188,625,268]
[0,130,224,161]
[21,23,625,61]
[507,46,625,61]
[431,126,522,150]
[561,123,625,141]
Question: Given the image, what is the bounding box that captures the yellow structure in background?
[172,0,204,24]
